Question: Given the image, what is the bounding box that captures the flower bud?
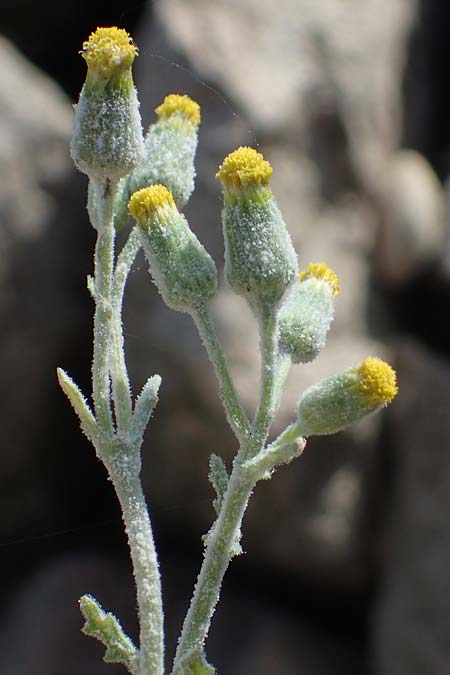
[70,27,144,181]
[216,147,298,310]
[279,263,339,363]
[296,357,398,436]
[115,94,201,228]
[128,185,217,312]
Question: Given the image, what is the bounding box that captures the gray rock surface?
[0,555,134,675]
[375,150,447,287]
[0,36,92,543]
[156,0,416,182]
[0,551,362,675]
[371,341,450,675]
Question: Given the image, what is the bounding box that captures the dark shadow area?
[378,1,450,357]
[0,0,149,98]
[402,1,450,180]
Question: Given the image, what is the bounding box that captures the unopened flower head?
[296,357,398,436]
[216,147,272,200]
[129,186,217,313]
[82,27,137,89]
[300,263,340,297]
[356,357,398,406]
[217,147,298,309]
[155,94,201,127]
[116,94,202,228]
[279,263,339,363]
[70,27,144,182]
[128,185,176,227]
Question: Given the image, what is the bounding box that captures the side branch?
[192,301,250,443]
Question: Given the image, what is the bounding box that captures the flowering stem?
[192,301,250,443]
[171,304,280,674]
[171,464,254,674]
[110,226,141,433]
[92,178,116,434]
[242,304,279,460]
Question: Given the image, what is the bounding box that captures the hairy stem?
[172,304,280,673]
[110,226,141,433]
[171,462,253,674]
[192,301,250,443]
[92,178,117,434]
[243,303,278,460]
[108,452,165,675]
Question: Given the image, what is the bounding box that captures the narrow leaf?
[131,374,161,441]
[79,594,139,674]
[57,368,99,445]
[204,455,242,555]
[244,436,306,481]
[208,453,229,515]
[87,274,96,300]
[174,649,216,675]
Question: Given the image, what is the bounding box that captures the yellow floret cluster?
[300,263,340,297]
[156,94,201,127]
[128,185,175,225]
[82,27,137,75]
[357,357,398,406]
[216,147,273,192]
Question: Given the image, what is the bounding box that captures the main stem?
[91,188,164,675]
[109,457,165,675]
[172,304,278,673]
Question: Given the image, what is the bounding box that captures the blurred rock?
[0,1,145,100]
[371,340,450,674]
[213,593,362,675]
[0,36,71,244]
[0,554,136,675]
[0,36,97,544]
[0,551,362,675]
[375,150,447,288]
[155,0,416,184]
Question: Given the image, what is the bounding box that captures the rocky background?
[2,1,450,673]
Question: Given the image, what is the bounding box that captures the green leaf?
[131,374,161,442]
[57,368,99,445]
[87,274,96,299]
[205,454,242,556]
[79,595,139,674]
[208,454,228,516]
[175,649,216,675]
[244,434,306,481]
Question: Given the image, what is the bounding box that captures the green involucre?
[296,368,381,436]
[138,206,217,313]
[278,278,335,363]
[71,82,144,181]
[114,114,199,229]
[222,192,298,309]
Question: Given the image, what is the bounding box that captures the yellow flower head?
[155,94,201,127]
[356,357,398,406]
[82,27,137,81]
[128,185,176,226]
[216,147,273,193]
[300,263,340,297]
